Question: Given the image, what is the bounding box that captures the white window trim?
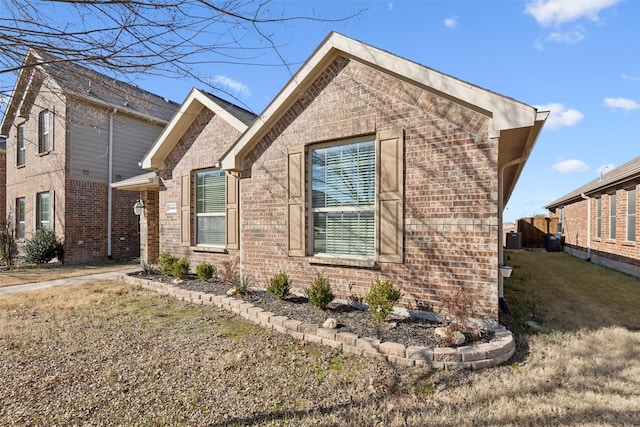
[595,197,602,239]
[39,110,53,153]
[627,188,636,242]
[308,136,377,259]
[17,123,26,166]
[609,193,616,240]
[194,169,226,247]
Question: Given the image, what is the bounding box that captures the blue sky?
[3,0,640,222]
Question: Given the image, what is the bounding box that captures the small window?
[36,192,51,230]
[628,188,636,242]
[595,197,602,238]
[609,193,616,239]
[38,110,53,153]
[311,139,375,257]
[16,198,25,240]
[195,169,225,246]
[17,123,26,166]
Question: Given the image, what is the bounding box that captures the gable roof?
[220,32,547,204]
[140,88,257,170]
[1,50,179,136]
[545,156,640,210]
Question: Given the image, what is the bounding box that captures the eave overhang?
[110,171,159,191]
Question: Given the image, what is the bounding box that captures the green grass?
[502,250,640,334]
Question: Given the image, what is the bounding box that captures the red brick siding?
[559,183,640,266]
[239,57,498,321]
[0,150,5,224]
[157,108,242,269]
[139,190,159,264]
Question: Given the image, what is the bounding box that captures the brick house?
[545,156,639,278]
[112,88,256,265]
[0,50,178,263]
[133,33,547,324]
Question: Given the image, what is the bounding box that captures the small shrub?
[196,261,216,280]
[171,257,190,278]
[365,278,401,322]
[141,261,157,276]
[439,288,476,332]
[233,275,252,295]
[157,252,179,275]
[267,271,290,299]
[23,228,64,264]
[306,271,334,310]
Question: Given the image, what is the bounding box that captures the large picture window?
[39,110,53,153]
[195,169,225,246]
[36,192,51,230]
[17,123,26,166]
[628,188,636,242]
[16,198,25,240]
[311,139,375,257]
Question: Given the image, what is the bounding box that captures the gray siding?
[112,115,163,181]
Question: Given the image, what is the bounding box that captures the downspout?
[498,149,531,314]
[580,193,591,261]
[108,108,117,259]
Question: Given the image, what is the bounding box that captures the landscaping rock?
[323,318,338,329]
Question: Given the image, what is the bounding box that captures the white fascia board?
[141,88,248,170]
[222,32,540,171]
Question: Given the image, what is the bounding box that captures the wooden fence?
[516,217,560,249]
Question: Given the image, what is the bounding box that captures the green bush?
[171,258,190,278]
[157,252,179,275]
[365,278,401,322]
[233,275,252,295]
[267,271,290,299]
[23,228,64,264]
[306,271,334,310]
[196,261,216,280]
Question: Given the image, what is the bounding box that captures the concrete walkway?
[0,268,139,296]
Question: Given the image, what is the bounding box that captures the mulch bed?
[131,272,494,349]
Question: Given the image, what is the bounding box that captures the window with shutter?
[311,139,375,257]
[195,169,226,246]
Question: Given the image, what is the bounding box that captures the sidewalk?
[0,268,139,296]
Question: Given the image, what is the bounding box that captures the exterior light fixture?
[499,265,513,278]
[133,199,145,216]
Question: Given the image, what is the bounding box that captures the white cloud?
[444,16,458,29]
[603,97,640,111]
[621,73,638,82]
[553,159,589,173]
[211,75,251,97]
[544,28,585,44]
[525,0,620,26]
[535,102,584,129]
[388,2,394,11]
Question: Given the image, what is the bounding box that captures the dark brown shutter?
[377,128,404,263]
[287,148,306,256]
[225,173,240,249]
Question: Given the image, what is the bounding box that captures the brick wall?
[238,57,499,322]
[139,190,159,264]
[557,184,640,269]
[157,108,243,269]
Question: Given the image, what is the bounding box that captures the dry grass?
[0,261,139,287]
[0,251,639,425]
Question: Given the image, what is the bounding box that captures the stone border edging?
[120,274,515,369]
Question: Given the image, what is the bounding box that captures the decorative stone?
[434,327,448,337]
[226,287,238,296]
[453,330,466,345]
[171,278,183,285]
[385,321,398,330]
[323,318,338,329]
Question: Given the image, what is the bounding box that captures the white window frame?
[309,137,376,258]
[16,198,26,240]
[194,169,226,247]
[627,188,636,242]
[36,192,51,230]
[17,123,26,166]
[39,110,53,153]
[609,193,616,240]
[595,197,602,238]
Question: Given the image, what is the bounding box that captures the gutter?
[580,193,592,261]
[108,108,117,259]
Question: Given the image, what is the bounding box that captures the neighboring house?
[0,50,178,263]
[545,156,640,278]
[130,32,547,324]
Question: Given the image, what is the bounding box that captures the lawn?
[0,260,140,287]
[0,251,638,426]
